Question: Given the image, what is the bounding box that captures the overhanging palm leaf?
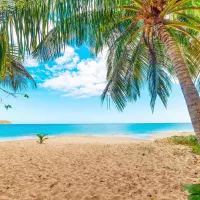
[0,34,36,93]
[0,0,37,93]
[31,0,200,113]
[1,49,36,91]
[147,62,172,111]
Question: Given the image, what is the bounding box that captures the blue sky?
[0,45,191,124]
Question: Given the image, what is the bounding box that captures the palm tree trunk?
[154,23,200,143]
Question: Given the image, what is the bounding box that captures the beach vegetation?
[183,183,200,200]
[160,135,200,154]
[36,134,48,144]
[168,135,198,146]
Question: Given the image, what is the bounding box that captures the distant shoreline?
[0,120,12,124]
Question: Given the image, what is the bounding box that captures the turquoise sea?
[0,123,193,141]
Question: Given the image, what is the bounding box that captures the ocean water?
[0,123,193,141]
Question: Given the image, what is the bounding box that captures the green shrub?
[36,134,48,144]
[192,145,200,155]
[158,135,200,155]
[170,135,198,146]
[182,184,200,200]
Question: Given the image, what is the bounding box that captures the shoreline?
[0,135,145,144]
[0,131,195,143]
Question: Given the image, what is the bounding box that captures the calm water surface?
[0,123,193,141]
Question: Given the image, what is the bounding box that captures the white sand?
[0,135,199,200]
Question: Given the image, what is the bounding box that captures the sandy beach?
[0,134,199,200]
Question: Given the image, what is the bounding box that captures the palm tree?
[32,0,200,142]
[101,0,200,143]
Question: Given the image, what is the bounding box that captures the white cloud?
[55,46,79,67]
[24,57,39,67]
[45,64,59,72]
[42,48,108,98]
[44,46,80,73]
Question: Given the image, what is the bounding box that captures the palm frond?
[147,62,172,111]
[1,46,36,91]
